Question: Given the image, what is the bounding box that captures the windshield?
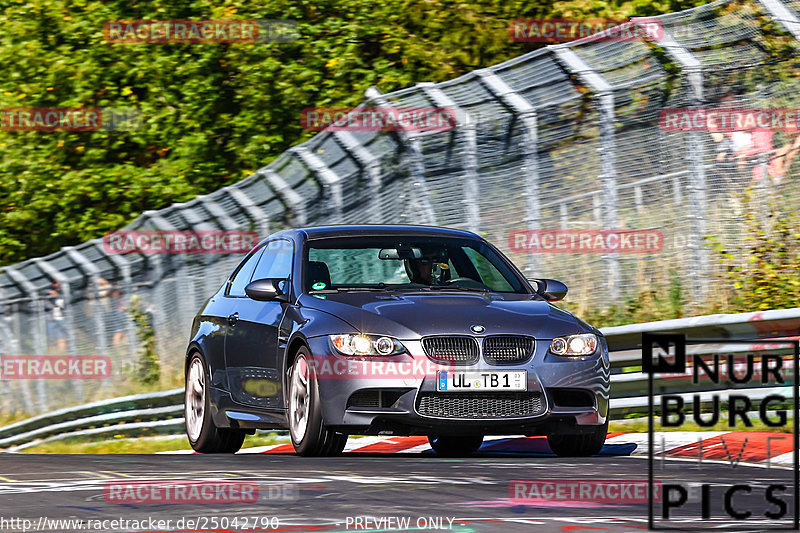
[304,236,527,293]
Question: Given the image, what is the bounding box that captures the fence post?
[0,300,19,356]
[649,26,708,300]
[198,195,240,231]
[32,259,77,357]
[170,202,224,321]
[418,82,481,234]
[333,130,383,224]
[476,70,541,275]
[140,211,182,364]
[758,0,800,40]
[198,195,243,296]
[4,266,48,411]
[756,153,770,225]
[33,257,83,406]
[93,240,136,363]
[64,247,107,358]
[552,47,620,302]
[0,284,26,413]
[365,86,437,225]
[145,253,164,365]
[0,280,21,356]
[261,169,308,227]
[223,185,271,238]
[291,146,344,224]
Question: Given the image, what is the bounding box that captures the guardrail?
[1,307,798,450]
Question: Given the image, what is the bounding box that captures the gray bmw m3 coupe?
[185,225,610,457]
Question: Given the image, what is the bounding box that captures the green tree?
[0,0,711,265]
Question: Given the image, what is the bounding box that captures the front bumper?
[306,335,610,436]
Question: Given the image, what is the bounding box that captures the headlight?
[329,334,406,356]
[550,334,598,356]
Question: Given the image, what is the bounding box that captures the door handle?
[228,312,239,326]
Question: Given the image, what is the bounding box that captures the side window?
[463,247,514,292]
[227,247,265,297]
[252,239,294,282]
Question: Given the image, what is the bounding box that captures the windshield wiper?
[389,285,489,292]
[427,285,489,292]
[311,284,388,293]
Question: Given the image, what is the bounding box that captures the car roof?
[274,225,482,241]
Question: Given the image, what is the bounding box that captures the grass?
[20,431,289,454]
[0,412,30,427]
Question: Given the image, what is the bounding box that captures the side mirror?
[245,278,289,302]
[529,278,568,302]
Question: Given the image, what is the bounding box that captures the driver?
[406,255,435,285]
[405,250,448,285]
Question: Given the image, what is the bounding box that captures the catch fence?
[2,0,800,415]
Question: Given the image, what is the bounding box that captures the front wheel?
[288,347,348,456]
[428,435,483,457]
[547,420,608,457]
[185,354,246,453]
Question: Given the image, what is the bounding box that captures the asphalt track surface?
[0,446,796,533]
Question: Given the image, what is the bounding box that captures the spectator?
[97,277,111,302]
[736,129,780,182]
[709,92,751,193]
[95,277,128,347]
[710,131,738,195]
[772,132,800,182]
[43,282,66,352]
[110,288,128,347]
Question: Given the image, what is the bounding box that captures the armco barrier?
[1,308,797,450]
[0,388,182,447]
[602,307,800,352]
[0,405,183,449]
[4,0,800,419]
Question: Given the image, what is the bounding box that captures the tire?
[288,346,348,456]
[547,420,608,457]
[185,353,246,453]
[321,431,349,456]
[428,435,483,457]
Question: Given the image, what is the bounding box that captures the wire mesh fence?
[2,0,800,416]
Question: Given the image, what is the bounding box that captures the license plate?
[436,370,527,392]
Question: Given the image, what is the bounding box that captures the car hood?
[298,291,595,339]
